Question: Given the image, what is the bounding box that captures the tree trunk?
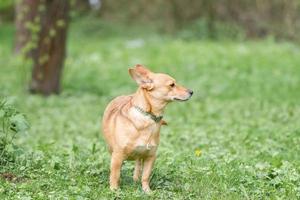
[14,0,40,55]
[15,0,70,95]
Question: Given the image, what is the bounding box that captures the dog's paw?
[142,186,152,194]
[109,185,119,191]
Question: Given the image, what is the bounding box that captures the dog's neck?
[132,87,168,116]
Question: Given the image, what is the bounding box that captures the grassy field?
[1,18,300,199]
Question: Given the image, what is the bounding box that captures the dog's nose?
[188,89,193,96]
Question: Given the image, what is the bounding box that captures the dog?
[102,64,193,192]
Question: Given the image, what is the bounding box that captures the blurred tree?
[15,0,70,95]
[0,0,14,21]
[14,0,39,55]
[99,0,300,41]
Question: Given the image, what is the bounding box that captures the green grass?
[1,18,300,199]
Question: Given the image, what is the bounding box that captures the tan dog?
[102,64,193,192]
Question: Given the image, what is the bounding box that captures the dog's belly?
[127,145,157,160]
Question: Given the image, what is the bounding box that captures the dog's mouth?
[173,97,190,102]
[172,92,193,102]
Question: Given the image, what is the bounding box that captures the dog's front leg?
[109,152,124,190]
[141,155,156,193]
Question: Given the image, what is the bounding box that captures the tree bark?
[15,0,70,95]
[14,0,40,55]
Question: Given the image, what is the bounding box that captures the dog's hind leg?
[133,159,142,182]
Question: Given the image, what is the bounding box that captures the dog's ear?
[129,64,154,90]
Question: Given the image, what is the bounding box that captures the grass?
[1,17,300,199]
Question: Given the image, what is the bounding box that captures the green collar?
[134,105,163,123]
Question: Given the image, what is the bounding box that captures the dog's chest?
[129,144,157,159]
[127,108,161,159]
[134,122,160,145]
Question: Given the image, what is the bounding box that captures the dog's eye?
[170,83,175,87]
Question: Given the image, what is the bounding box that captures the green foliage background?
[2,0,300,41]
[0,0,13,9]
[1,17,300,199]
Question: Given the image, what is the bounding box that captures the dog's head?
[129,64,193,102]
